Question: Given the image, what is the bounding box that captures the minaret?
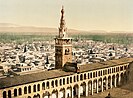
[58,6,67,38]
[55,6,72,69]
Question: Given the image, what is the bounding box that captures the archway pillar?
[71,87,74,98]
[101,79,103,92]
[86,83,88,96]
[78,86,80,98]
[114,76,117,87]
[91,81,93,95]
[65,89,67,98]
[96,80,98,93]
[118,74,121,86]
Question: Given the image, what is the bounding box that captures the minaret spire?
[59,6,67,38]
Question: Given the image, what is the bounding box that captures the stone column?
[91,81,93,95]
[78,86,80,98]
[106,78,108,90]
[65,90,67,98]
[101,80,103,92]
[96,80,99,93]
[71,88,74,98]
[86,83,88,96]
[114,76,117,87]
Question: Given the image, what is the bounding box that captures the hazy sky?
[0,0,133,31]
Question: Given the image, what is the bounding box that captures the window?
[33,85,36,92]
[28,86,31,93]
[37,84,40,91]
[67,77,69,84]
[3,91,6,98]
[8,90,11,98]
[42,82,45,90]
[19,88,22,95]
[14,89,17,97]
[24,86,27,94]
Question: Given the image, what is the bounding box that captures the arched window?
[70,77,72,83]
[24,86,27,94]
[28,86,31,93]
[37,84,40,91]
[60,79,62,86]
[51,81,54,88]
[3,91,6,98]
[67,77,69,84]
[74,76,76,82]
[33,85,36,92]
[14,89,17,97]
[63,78,65,85]
[42,82,45,90]
[8,90,11,98]
[46,81,49,89]
[80,74,83,80]
[88,73,90,79]
[84,74,86,80]
[77,75,79,81]
[18,88,22,95]
[55,80,58,87]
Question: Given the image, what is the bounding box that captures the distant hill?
[0,23,84,35]
[0,23,133,35]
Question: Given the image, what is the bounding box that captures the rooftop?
[0,57,133,89]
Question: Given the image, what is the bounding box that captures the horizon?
[0,0,133,32]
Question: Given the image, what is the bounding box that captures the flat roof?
[0,57,133,89]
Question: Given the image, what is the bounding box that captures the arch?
[14,89,17,97]
[70,77,72,83]
[112,75,116,87]
[108,76,111,89]
[59,88,65,98]
[103,76,107,90]
[28,86,31,93]
[66,86,72,98]
[80,82,86,96]
[55,80,58,87]
[80,74,83,80]
[74,76,76,82]
[98,78,102,92]
[77,75,79,81]
[88,73,90,79]
[51,80,54,88]
[33,85,36,92]
[42,91,50,98]
[42,82,45,90]
[67,77,69,84]
[18,88,22,95]
[59,79,62,86]
[52,89,58,98]
[116,73,119,86]
[93,79,98,93]
[3,91,6,98]
[37,84,40,91]
[24,86,27,94]
[46,81,49,89]
[27,96,31,98]
[73,84,79,97]
[33,93,40,98]
[121,73,124,85]
[8,90,11,98]
[63,78,65,85]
